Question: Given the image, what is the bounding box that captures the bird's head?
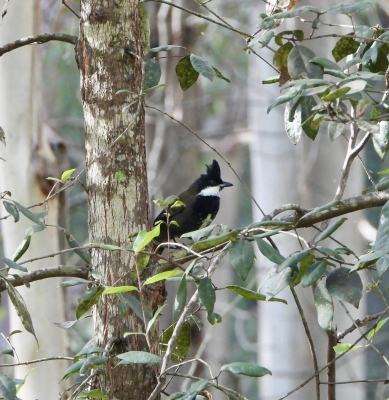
[194,159,233,197]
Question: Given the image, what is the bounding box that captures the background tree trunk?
[0,1,68,398]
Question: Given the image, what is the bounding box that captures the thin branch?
[0,356,72,367]
[0,33,77,57]
[144,0,252,39]
[290,287,320,400]
[62,0,80,18]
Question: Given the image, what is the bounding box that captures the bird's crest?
[203,160,221,181]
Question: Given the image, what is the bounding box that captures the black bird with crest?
[153,160,233,243]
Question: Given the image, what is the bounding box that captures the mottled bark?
[79,1,162,398]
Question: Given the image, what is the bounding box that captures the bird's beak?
[220,181,233,188]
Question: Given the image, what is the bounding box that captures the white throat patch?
[198,186,221,197]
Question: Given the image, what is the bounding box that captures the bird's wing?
[153,192,188,225]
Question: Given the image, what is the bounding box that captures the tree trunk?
[79,0,162,398]
[0,1,68,398]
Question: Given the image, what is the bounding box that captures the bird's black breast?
[166,195,220,238]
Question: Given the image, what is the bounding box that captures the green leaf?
[198,277,216,316]
[60,279,90,287]
[6,281,38,346]
[321,87,351,101]
[333,343,363,354]
[190,230,238,252]
[0,349,13,358]
[64,232,91,263]
[332,34,360,62]
[139,4,150,54]
[367,317,389,340]
[316,246,344,261]
[315,218,347,243]
[176,55,199,91]
[120,292,152,322]
[0,374,17,400]
[149,45,184,52]
[376,254,389,277]
[2,200,19,222]
[267,267,297,297]
[181,224,216,242]
[288,45,323,80]
[207,311,222,325]
[314,282,333,331]
[146,305,165,334]
[277,248,312,273]
[133,224,161,252]
[326,267,363,308]
[255,237,286,265]
[143,59,161,91]
[273,41,293,72]
[298,95,320,140]
[76,286,105,319]
[173,274,187,322]
[3,258,27,273]
[144,270,183,285]
[190,54,215,81]
[84,389,109,399]
[213,67,231,83]
[301,261,327,287]
[61,168,76,181]
[373,121,389,160]
[117,351,162,365]
[272,5,320,19]
[284,101,302,144]
[221,362,272,378]
[309,56,341,71]
[374,201,389,254]
[327,121,345,141]
[299,200,340,220]
[74,346,105,362]
[143,83,167,94]
[12,201,45,228]
[357,120,379,134]
[325,1,373,14]
[226,285,287,304]
[248,31,274,48]
[103,286,138,294]
[267,85,303,114]
[229,239,254,281]
[61,360,87,381]
[159,321,191,363]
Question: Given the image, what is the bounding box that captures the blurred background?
[1,0,389,399]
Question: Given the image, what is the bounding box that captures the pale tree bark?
[0,0,68,398]
[249,3,365,399]
[79,0,164,398]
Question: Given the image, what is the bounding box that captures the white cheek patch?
[198,186,221,197]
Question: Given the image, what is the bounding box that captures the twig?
[62,0,80,18]
[0,33,77,57]
[144,0,252,39]
[0,356,72,367]
[290,287,320,400]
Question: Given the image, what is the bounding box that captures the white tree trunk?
[248,8,366,399]
[0,1,68,398]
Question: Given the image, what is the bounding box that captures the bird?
[153,160,233,243]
